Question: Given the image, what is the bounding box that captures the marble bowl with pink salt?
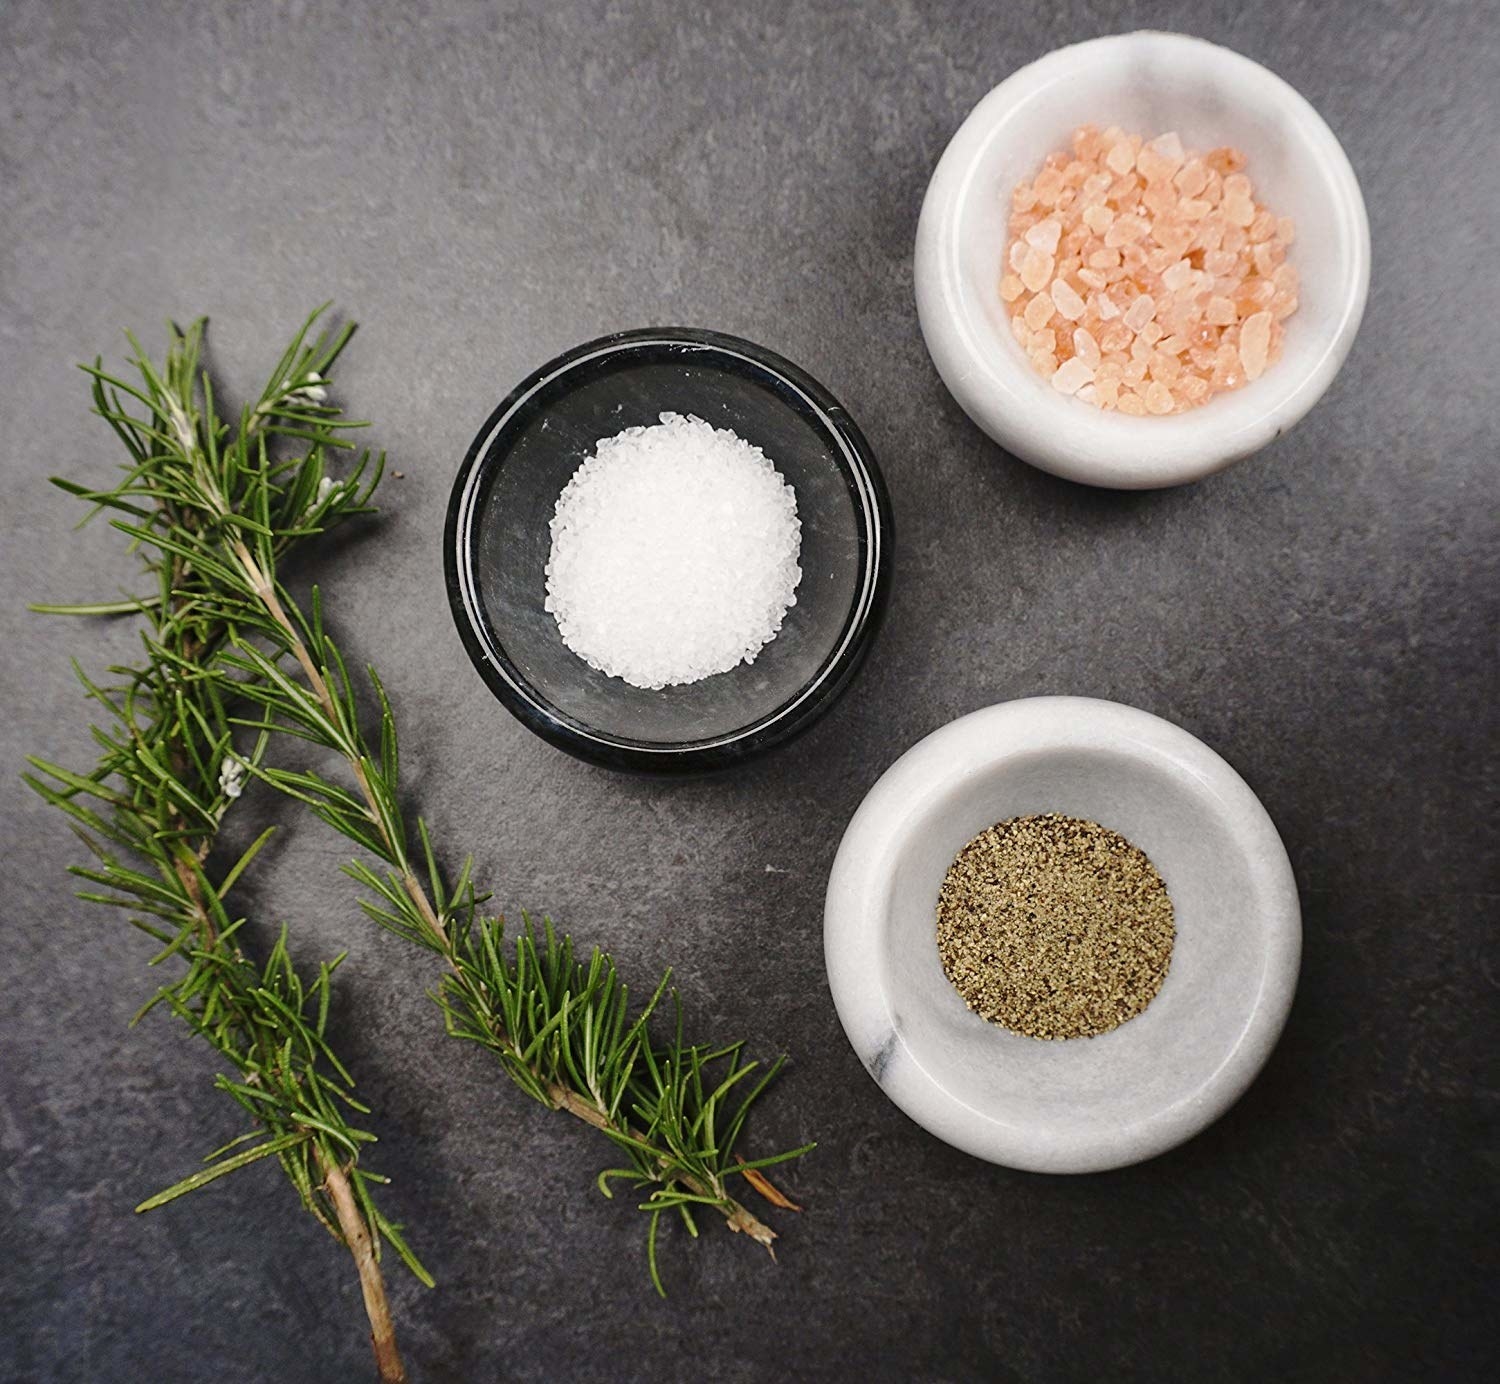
[915,31,1370,490]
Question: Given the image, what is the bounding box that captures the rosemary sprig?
[27,312,423,1383]
[48,306,814,1294]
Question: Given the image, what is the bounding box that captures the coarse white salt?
[543,413,802,690]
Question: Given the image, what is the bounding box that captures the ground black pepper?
[935,813,1175,1040]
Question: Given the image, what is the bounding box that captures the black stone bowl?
[444,328,893,774]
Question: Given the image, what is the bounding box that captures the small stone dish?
[444,328,892,774]
[823,697,1301,1173]
[914,31,1371,488]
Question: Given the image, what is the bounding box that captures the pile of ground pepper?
[936,813,1175,1040]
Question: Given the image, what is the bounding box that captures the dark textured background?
[2,2,1496,1381]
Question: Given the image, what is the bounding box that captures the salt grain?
[544,413,801,690]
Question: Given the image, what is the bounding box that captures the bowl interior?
[880,743,1276,1139]
[458,338,868,748]
[941,31,1367,472]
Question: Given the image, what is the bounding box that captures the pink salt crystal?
[1205,295,1237,325]
[1161,258,1194,291]
[1012,181,1038,212]
[1082,203,1115,234]
[1270,290,1298,321]
[1011,315,1029,343]
[1145,245,1176,275]
[1147,130,1185,171]
[1153,222,1196,257]
[1204,249,1238,277]
[1177,198,1211,222]
[1096,293,1123,323]
[1150,351,1182,383]
[1073,327,1101,367]
[1139,320,1164,346]
[1173,159,1209,197]
[1249,210,1277,243]
[1076,383,1100,405]
[1206,147,1246,175]
[1239,310,1272,380]
[1273,262,1298,294]
[1051,277,1087,320]
[1223,195,1255,228]
[1158,334,1189,356]
[1223,173,1251,200]
[1000,273,1025,303]
[1235,278,1275,314]
[1252,242,1283,278]
[1211,347,1244,391]
[1123,293,1156,332]
[1122,358,1148,385]
[1141,183,1177,219]
[1031,327,1057,355]
[1051,357,1095,394]
[1026,218,1063,254]
[1034,167,1064,205]
[1135,147,1170,183]
[1104,214,1149,248]
[1020,246,1055,293]
[1196,217,1226,253]
[1009,240,1030,272]
[1129,335,1153,363]
[1078,267,1108,290]
[1024,290,1055,331]
[1222,224,1248,253]
[1072,124,1103,159]
[1063,159,1091,187]
[1082,171,1113,201]
[1104,138,1137,175]
[1276,216,1296,244]
[1145,381,1175,414]
[1178,374,1210,405]
[1117,390,1148,416]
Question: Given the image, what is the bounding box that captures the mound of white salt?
[543,413,802,691]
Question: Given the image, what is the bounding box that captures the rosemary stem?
[319,1151,408,1384]
[227,535,449,947]
[225,538,779,1250]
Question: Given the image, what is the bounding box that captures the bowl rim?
[823,695,1303,1173]
[443,326,894,774]
[913,29,1372,489]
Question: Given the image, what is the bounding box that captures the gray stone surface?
[0,1,1494,1381]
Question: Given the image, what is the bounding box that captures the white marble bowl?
[914,31,1371,489]
[823,697,1301,1173]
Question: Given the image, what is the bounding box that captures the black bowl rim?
[443,326,893,774]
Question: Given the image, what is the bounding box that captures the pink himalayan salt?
[1052,357,1095,395]
[1020,246,1054,292]
[1239,311,1273,380]
[999,123,1298,413]
[1051,277,1087,320]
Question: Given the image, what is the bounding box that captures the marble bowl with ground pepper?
[823,697,1301,1173]
[914,30,1370,489]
